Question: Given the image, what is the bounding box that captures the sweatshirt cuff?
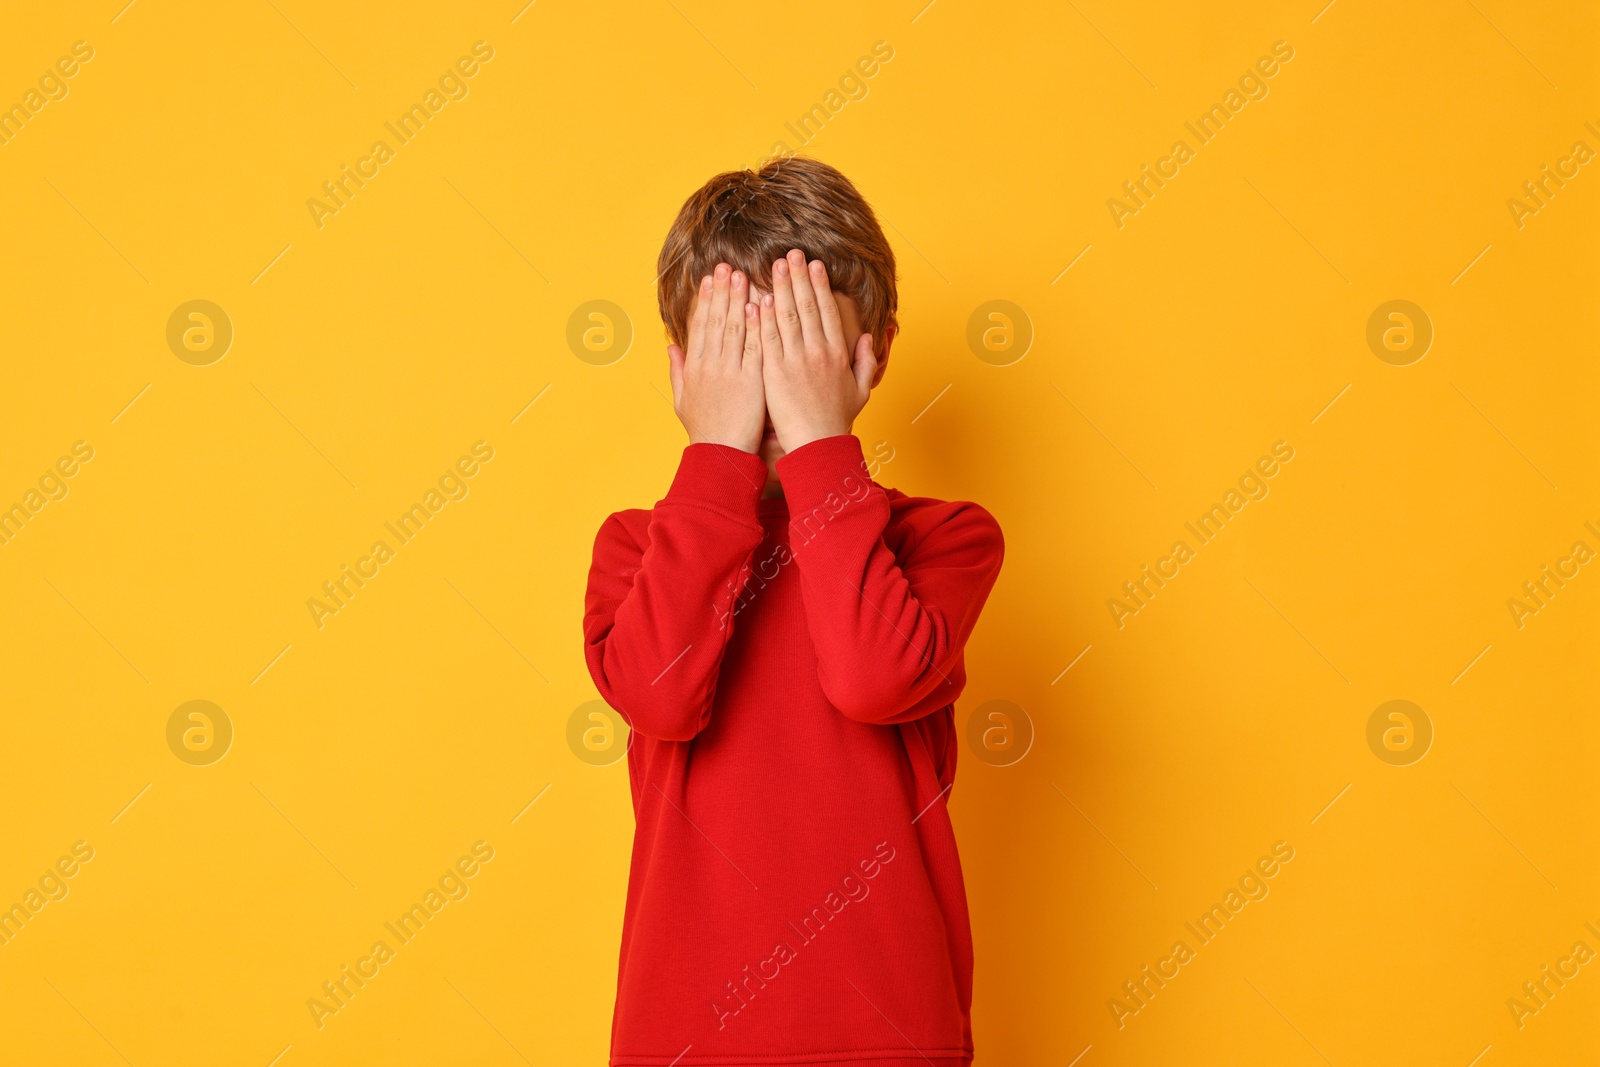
[774,434,875,513]
[661,442,769,527]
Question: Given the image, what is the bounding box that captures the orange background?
[0,1,1595,1064]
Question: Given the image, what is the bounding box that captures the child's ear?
[868,323,896,388]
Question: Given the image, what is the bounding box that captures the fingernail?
[702,275,712,289]
[775,260,787,277]
[732,270,743,285]
[762,293,773,307]
[746,303,757,318]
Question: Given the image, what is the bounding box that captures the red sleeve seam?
[654,499,766,537]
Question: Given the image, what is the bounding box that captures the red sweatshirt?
[583,434,1004,1067]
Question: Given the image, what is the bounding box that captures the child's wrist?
[774,434,871,513]
[688,429,760,454]
[666,442,770,520]
[778,421,852,451]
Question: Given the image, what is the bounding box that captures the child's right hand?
[668,263,764,454]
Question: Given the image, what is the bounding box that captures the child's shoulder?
[589,507,651,558]
[879,484,1004,556]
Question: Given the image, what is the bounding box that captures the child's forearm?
[583,444,768,741]
[775,434,1005,724]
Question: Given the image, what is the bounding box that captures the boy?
[583,157,1004,1067]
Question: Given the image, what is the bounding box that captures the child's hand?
[758,249,876,452]
[668,263,764,453]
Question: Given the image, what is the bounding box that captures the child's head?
[656,157,898,356]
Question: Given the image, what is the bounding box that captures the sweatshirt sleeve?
[774,434,1005,725]
[583,443,770,741]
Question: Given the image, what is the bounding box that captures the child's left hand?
[757,249,877,451]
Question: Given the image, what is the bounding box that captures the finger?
[685,274,713,360]
[758,291,784,364]
[785,248,824,347]
[810,260,845,351]
[704,263,732,361]
[667,343,686,407]
[770,257,804,357]
[724,269,749,362]
[851,331,876,398]
[741,302,762,373]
